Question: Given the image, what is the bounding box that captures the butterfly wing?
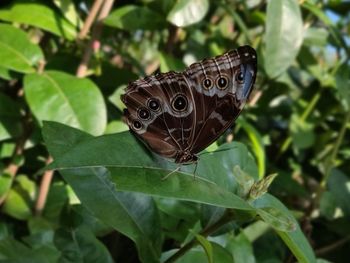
[122,71,196,160]
[185,45,257,154]
[122,45,257,163]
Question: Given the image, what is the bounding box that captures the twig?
[0,110,32,205]
[76,0,115,77]
[165,24,181,54]
[315,236,350,256]
[35,157,53,215]
[35,0,115,214]
[78,0,104,39]
[164,211,235,263]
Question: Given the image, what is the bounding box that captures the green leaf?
[265,0,303,78]
[167,0,209,27]
[104,5,165,31]
[256,207,296,232]
[290,114,315,149]
[0,23,43,73]
[0,66,13,80]
[194,234,213,263]
[303,27,329,47]
[232,165,255,199]
[253,194,316,263]
[42,122,254,211]
[0,0,77,40]
[0,173,13,201]
[104,120,129,134]
[108,85,127,112]
[226,232,256,263]
[319,191,337,220]
[53,0,82,28]
[335,64,350,110]
[163,243,232,263]
[237,118,266,179]
[159,52,186,72]
[327,169,350,218]
[42,122,162,263]
[24,71,107,136]
[54,228,114,263]
[42,182,69,223]
[0,93,22,141]
[1,189,32,220]
[0,238,60,263]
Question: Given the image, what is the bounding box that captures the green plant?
[0,0,349,262]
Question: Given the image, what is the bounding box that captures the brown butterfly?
[121,45,257,164]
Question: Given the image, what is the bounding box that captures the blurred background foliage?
[0,0,349,262]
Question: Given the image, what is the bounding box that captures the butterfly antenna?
[162,165,181,180]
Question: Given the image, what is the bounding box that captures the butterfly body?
[122,45,257,164]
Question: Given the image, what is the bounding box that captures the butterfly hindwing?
[122,45,257,163]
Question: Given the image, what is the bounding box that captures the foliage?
[0,0,349,262]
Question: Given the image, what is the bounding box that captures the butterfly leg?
[162,165,181,180]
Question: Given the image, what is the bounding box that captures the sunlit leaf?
[0,0,77,40]
[265,0,303,78]
[24,71,107,136]
[105,5,165,31]
[167,0,209,27]
[0,23,43,73]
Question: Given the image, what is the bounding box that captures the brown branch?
[35,0,115,214]
[0,109,32,205]
[76,0,115,77]
[165,24,181,54]
[78,0,104,40]
[164,211,235,263]
[35,157,54,215]
[315,236,350,256]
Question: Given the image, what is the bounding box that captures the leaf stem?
[164,210,235,263]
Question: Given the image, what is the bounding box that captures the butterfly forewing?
[122,45,257,163]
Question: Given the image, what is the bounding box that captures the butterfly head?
[175,151,198,164]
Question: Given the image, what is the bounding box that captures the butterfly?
[121,45,257,164]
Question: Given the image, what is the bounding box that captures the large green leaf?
[24,71,106,136]
[264,0,303,78]
[167,0,209,27]
[0,0,77,40]
[0,93,22,141]
[43,122,254,211]
[0,23,43,73]
[43,122,162,263]
[104,5,165,31]
[253,195,316,263]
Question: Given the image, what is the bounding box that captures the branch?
[78,0,104,40]
[76,0,115,77]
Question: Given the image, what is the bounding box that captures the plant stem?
[78,0,104,40]
[321,110,350,188]
[278,90,322,157]
[164,211,235,263]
